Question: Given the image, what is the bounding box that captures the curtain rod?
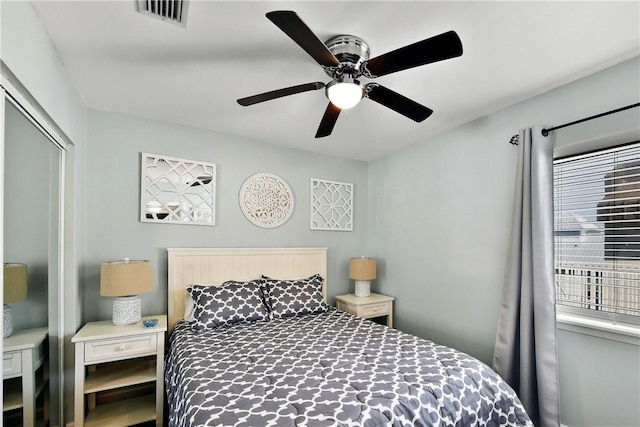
[509,102,640,145]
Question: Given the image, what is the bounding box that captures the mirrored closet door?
[3,97,64,426]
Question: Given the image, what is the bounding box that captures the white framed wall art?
[140,153,216,225]
[239,172,294,228]
[310,178,353,231]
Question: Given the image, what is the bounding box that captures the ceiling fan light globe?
[327,82,362,109]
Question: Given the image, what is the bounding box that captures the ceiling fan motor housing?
[323,35,370,78]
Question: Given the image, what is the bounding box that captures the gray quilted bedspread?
[165,309,532,427]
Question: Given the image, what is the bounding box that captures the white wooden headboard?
[167,247,328,330]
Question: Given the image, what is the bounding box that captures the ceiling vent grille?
[137,0,190,28]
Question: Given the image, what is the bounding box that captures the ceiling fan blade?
[365,84,433,122]
[266,11,340,68]
[237,82,325,106]
[362,30,463,78]
[315,102,341,138]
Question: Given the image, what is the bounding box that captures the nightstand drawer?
[336,301,355,315]
[3,351,22,376]
[360,303,390,317]
[84,335,157,363]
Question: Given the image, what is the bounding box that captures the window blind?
[554,141,640,320]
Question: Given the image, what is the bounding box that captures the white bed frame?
[167,247,328,330]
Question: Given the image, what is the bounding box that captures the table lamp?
[100,258,152,325]
[3,263,28,337]
[349,257,376,297]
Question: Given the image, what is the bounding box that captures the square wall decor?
[140,153,216,225]
[310,178,353,231]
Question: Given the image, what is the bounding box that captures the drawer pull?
[373,308,379,312]
[84,335,157,362]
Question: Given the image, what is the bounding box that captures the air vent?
[137,0,190,28]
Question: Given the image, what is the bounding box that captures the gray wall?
[1,2,86,145]
[84,109,369,322]
[558,330,640,426]
[367,56,640,426]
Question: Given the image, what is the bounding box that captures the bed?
[165,248,532,427]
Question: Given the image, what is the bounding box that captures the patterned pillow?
[187,280,269,331]
[262,274,328,319]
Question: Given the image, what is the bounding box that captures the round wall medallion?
[239,173,294,228]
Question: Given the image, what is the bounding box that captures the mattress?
[165,308,532,426]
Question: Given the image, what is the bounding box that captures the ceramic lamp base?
[3,304,13,338]
[112,296,141,325]
[354,280,371,297]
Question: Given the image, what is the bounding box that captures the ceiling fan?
[237,11,463,138]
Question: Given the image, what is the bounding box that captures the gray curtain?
[493,126,560,427]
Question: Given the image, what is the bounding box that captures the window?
[554,141,640,324]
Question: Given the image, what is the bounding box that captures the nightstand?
[335,293,395,327]
[72,315,167,427]
[3,327,48,427]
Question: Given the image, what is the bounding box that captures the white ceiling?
[32,1,640,161]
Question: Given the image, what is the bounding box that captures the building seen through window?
[597,159,640,260]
